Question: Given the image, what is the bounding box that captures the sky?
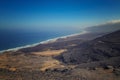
[0,0,120,32]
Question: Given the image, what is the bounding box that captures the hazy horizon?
[0,0,120,32]
[0,0,120,51]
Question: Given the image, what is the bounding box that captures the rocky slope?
[59,30,120,66]
[0,30,120,80]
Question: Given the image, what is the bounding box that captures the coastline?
[0,31,88,53]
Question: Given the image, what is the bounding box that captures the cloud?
[85,20,120,33]
[106,20,120,24]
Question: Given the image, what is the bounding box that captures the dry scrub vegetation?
[0,49,67,72]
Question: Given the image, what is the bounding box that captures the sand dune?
[32,49,66,56]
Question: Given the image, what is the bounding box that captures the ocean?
[0,29,82,52]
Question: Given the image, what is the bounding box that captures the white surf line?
[0,31,88,53]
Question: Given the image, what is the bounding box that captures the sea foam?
[0,31,88,53]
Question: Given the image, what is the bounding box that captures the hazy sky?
[0,0,120,31]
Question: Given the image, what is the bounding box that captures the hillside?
[0,30,120,80]
[59,30,120,66]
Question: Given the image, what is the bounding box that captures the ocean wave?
[0,31,88,53]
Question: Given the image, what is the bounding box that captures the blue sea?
[0,29,82,51]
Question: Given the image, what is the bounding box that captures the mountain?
[58,30,120,67]
[85,20,120,33]
[0,30,120,80]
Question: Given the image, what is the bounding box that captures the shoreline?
[0,31,88,53]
